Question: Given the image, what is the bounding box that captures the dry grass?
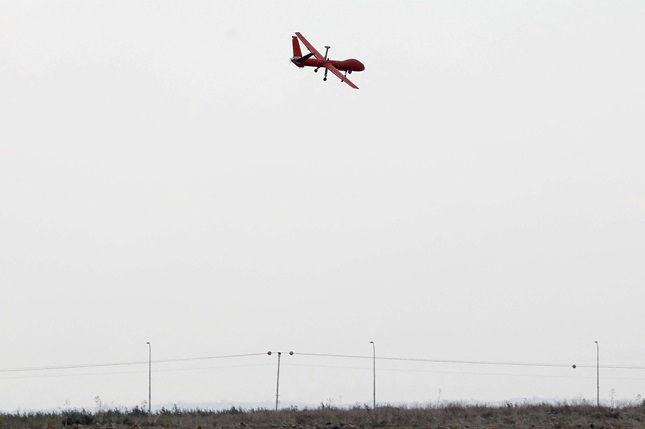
[1,402,644,429]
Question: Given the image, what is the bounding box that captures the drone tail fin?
[292,36,302,58]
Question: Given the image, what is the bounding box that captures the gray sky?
[1,0,644,411]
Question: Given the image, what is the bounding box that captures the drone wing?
[324,62,359,89]
[295,32,324,60]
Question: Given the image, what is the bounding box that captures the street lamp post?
[370,341,376,409]
[268,351,293,411]
[146,342,151,415]
[594,341,600,406]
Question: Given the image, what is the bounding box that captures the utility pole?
[268,351,293,410]
[595,341,599,407]
[146,342,152,415]
[370,341,376,409]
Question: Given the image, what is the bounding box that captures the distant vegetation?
[1,401,644,429]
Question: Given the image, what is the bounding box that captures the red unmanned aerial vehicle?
[290,32,365,89]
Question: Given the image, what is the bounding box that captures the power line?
[0,362,275,381]
[285,361,645,381]
[293,352,645,370]
[1,351,643,375]
[0,353,266,374]
[6,359,645,383]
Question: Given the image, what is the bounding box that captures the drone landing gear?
[322,45,331,82]
[314,67,329,81]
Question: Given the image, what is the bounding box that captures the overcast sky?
[1,1,644,412]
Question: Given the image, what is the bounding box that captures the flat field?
[2,403,644,429]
